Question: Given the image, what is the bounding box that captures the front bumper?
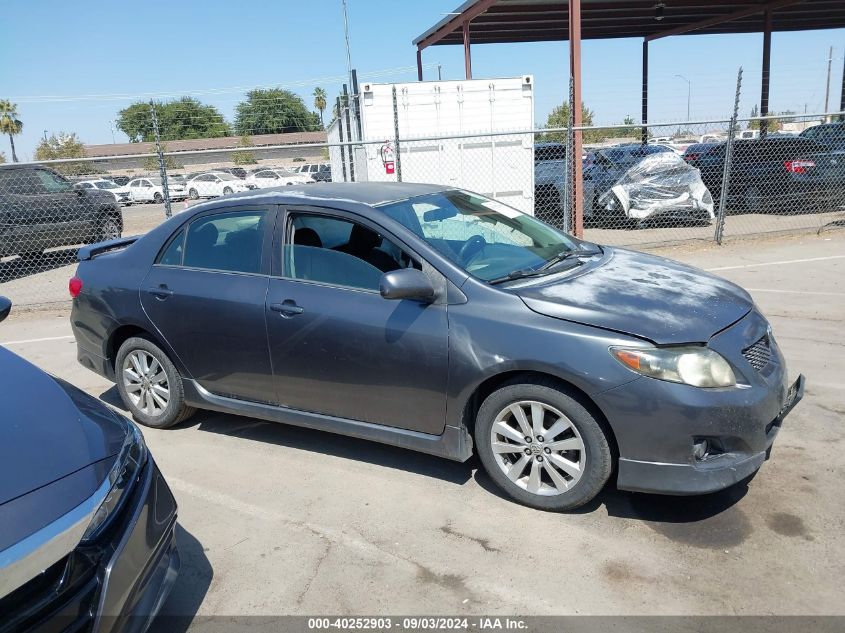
[596,308,804,496]
[0,458,179,633]
[615,374,804,495]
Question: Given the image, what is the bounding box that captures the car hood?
[514,247,753,344]
[0,347,126,506]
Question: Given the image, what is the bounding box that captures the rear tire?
[115,336,195,429]
[223,186,233,195]
[475,378,612,511]
[97,215,122,242]
[153,192,163,204]
[744,186,763,213]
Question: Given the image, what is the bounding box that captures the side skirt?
[182,380,474,462]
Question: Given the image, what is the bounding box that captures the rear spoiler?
[77,235,140,261]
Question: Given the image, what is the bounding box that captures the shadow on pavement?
[0,248,78,283]
[98,385,473,486]
[147,524,213,633]
[101,384,749,531]
[473,465,751,534]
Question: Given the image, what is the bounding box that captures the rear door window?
[183,210,267,274]
[157,229,185,266]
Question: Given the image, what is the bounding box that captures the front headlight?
[610,345,736,388]
[81,421,147,543]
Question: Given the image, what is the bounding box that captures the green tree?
[34,132,96,175]
[748,105,788,132]
[313,87,327,127]
[0,100,24,163]
[116,98,230,142]
[542,102,604,143]
[234,88,321,135]
[231,135,257,165]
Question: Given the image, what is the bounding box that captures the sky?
[1,0,844,160]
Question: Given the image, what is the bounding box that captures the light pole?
[675,74,691,128]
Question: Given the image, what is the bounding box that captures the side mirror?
[0,296,11,323]
[379,269,435,303]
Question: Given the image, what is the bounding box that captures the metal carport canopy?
[413,0,845,47]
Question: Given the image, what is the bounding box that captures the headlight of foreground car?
[81,421,147,543]
[610,345,736,388]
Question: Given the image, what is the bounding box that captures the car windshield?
[380,190,588,282]
[94,180,118,189]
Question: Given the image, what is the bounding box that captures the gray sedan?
[70,183,803,511]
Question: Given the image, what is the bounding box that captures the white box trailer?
[327,76,535,213]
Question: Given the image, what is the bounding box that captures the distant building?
[83,131,328,174]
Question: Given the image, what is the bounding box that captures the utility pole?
[108,121,116,144]
[823,45,833,122]
[342,0,353,92]
[438,64,442,80]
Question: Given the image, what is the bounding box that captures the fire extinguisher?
[380,141,396,175]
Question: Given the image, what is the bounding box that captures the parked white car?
[74,179,132,205]
[246,168,313,189]
[126,177,187,203]
[185,172,254,199]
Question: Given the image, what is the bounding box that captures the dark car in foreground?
[70,183,803,511]
[688,136,845,213]
[0,297,179,632]
[0,164,123,259]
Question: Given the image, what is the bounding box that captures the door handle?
[270,300,304,317]
[147,286,174,300]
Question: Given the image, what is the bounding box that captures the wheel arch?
[460,369,619,464]
[107,324,166,374]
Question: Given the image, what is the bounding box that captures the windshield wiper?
[488,247,602,285]
[536,246,603,272]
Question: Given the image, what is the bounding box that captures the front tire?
[223,186,233,195]
[115,336,195,429]
[189,188,199,200]
[475,379,612,511]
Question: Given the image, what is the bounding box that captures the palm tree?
[0,100,23,163]
[313,87,327,127]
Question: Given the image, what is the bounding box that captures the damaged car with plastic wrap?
[0,297,179,633]
[586,147,715,228]
[69,183,802,512]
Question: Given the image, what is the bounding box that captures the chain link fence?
[2,106,844,309]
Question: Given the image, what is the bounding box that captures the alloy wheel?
[101,217,120,240]
[489,400,586,496]
[122,350,170,417]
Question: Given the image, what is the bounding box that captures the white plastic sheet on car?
[600,152,715,221]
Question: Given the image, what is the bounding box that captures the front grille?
[0,549,100,633]
[742,334,772,371]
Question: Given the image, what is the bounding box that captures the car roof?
[187,182,452,209]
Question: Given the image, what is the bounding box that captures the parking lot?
[1,231,842,620]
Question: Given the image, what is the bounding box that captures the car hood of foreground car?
[514,247,753,345]
[0,347,126,507]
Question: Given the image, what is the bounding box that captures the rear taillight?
[69,276,83,298]
[684,153,699,162]
[784,159,815,174]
